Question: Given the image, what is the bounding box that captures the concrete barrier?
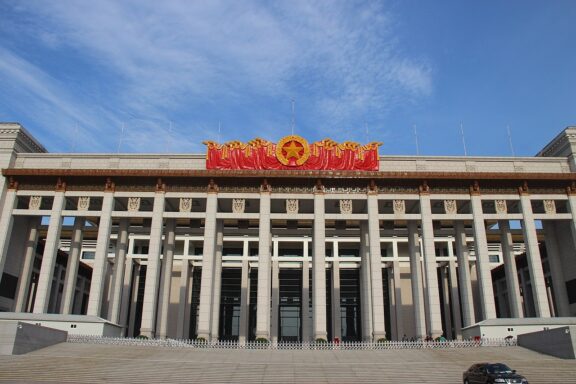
[0,321,67,355]
[517,326,576,359]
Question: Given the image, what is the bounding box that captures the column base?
[431,329,444,339]
[139,328,155,339]
[372,332,387,342]
[314,332,328,341]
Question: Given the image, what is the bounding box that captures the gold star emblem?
[276,135,310,166]
[283,141,303,159]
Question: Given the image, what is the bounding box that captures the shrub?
[255,337,269,344]
[315,338,327,343]
[195,337,207,343]
[377,338,388,343]
[136,334,148,339]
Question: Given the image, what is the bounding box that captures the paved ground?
[0,343,575,383]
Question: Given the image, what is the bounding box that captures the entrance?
[279,269,302,341]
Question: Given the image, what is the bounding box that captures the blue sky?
[0,1,575,156]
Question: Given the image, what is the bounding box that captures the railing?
[67,335,516,350]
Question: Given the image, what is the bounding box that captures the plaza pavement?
[0,343,575,383]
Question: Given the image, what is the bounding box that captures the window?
[566,279,576,304]
[82,251,95,260]
[0,273,18,299]
[489,255,500,263]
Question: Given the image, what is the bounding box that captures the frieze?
[4,168,576,181]
[218,186,261,193]
[274,187,314,193]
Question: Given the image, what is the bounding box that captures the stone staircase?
[0,343,574,383]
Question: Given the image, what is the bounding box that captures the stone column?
[197,190,218,340]
[448,258,462,338]
[256,187,272,340]
[119,257,134,335]
[519,268,531,316]
[470,193,497,320]
[454,221,475,327]
[519,193,550,317]
[158,219,176,338]
[568,193,576,255]
[49,264,65,313]
[210,221,223,341]
[177,260,191,339]
[127,263,141,338]
[34,192,66,313]
[440,265,452,339]
[239,258,250,343]
[499,220,523,318]
[392,258,404,340]
[301,241,311,342]
[387,266,397,339]
[407,221,426,339]
[0,188,17,282]
[184,264,194,338]
[85,192,115,316]
[542,221,570,317]
[331,250,342,341]
[367,192,386,341]
[108,218,129,323]
[360,221,373,341]
[14,217,41,312]
[61,217,85,314]
[73,277,86,314]
[313,189,327,340]
[271,256,280,342]
[139,192,166,337]
[419,192,443,338]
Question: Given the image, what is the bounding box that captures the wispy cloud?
[0,0,432,152]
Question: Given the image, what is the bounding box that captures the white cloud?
[0,0,432,151]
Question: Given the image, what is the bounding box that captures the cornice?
[3,168,576,181]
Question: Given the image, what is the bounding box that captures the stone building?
[0,122,574,341]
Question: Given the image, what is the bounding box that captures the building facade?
[0,122,575,342]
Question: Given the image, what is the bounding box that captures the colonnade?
[0,184,574,341]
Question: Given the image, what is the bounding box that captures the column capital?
[104,177,115,192]
[367,179,378,195]
[518,181,529,196]
[260,178,272,192]
[55,177,66,192]
[314,179,324,194]
[7,177,18,191]
[469,180,480,196]
[566,181,576,196]
[207,178,219,193]
[156,177,166,192]
[419,181,430,195]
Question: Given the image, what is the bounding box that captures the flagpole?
[460,121,468,156]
